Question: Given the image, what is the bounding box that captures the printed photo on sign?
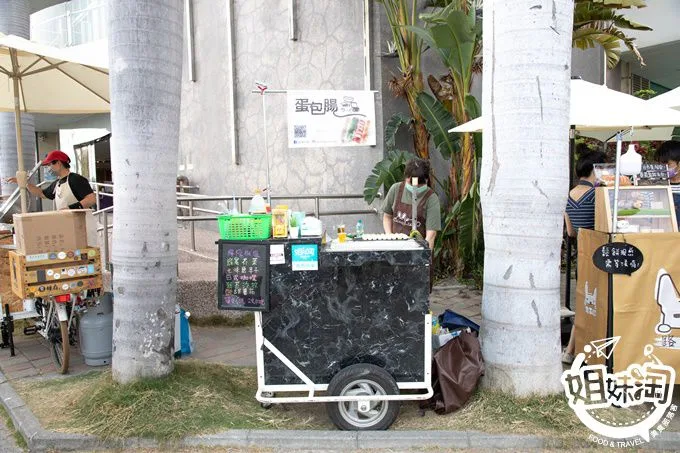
[287,90,376,148]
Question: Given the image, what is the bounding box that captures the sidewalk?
[0,279,480,380]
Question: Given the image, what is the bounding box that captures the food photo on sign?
[287,90,376,148]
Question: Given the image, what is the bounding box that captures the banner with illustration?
[609,233,680,373]
[286,90,376,148]
[575,229,610,366]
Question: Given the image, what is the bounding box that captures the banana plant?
[573,0,651,68]
[363,150,411,204]
[375,0,430,158]
[407,3,480,200]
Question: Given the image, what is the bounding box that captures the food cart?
[216,230,433,431]
[574,170,680,372]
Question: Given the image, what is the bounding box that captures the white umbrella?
[648,86,680,109]
[450,79,680,141]
[0,33,109,213]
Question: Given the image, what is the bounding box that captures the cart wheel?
[260,391,274,409]
[326,363,400,431]
[50,320,70,374]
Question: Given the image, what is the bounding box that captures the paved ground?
[0,420,22,453]
[0,279,480,378]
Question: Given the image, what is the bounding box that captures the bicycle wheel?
[49,319,70,374]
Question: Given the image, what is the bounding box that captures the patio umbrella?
[450,79,680,138]
[0,33,109,213]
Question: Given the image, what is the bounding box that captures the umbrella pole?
[611,133,623,234]
[12,74,28,214]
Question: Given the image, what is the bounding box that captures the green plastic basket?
[217,214,271,240]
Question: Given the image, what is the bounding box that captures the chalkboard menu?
[592,242,644,275]
[217,241,269,311]
[638,163,670,186]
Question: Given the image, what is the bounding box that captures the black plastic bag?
[420,330,484,415]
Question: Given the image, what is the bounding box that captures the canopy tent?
[0,33,109,213]
[450,79,680,142]
[648,86,680,110]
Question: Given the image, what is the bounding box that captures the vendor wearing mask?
[7,150,96,210]
[382,158,441,249]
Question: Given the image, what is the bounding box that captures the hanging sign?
[287,90,376,148]
[592,242,644,275]
[217,242,269,311]
[637,163,670,186]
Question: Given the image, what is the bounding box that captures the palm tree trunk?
[109,0,184,384]
[480,0,574,395]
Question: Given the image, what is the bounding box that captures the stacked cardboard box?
[8,211,102,300]
[0,231,23,313]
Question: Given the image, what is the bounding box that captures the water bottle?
[355,219,364,239]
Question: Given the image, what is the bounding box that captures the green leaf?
[363,150,410,204]
[416,92,459,159]
[457,183,481,265]
[385,112,412,151]
[407,9,475,79]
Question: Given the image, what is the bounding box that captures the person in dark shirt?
[564,149,607,237]
[657,140,680,225]
[563,148,607,364]
[7,150,95,210]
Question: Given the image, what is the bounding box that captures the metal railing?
[92,182,380,269]
[30,0,109,48]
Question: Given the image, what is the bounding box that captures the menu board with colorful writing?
[217,241,269,311]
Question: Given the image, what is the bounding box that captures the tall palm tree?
[109,0,184,384]
[480,0,574,395]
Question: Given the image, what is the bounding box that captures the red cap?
[41,150,71,166]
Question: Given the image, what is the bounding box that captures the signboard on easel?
[286,90,376,148]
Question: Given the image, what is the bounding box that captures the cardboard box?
[9,248,102,299]
[13,210,95,255]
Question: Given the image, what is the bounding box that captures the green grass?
[13,361,595,442]
[0,402,27,451]
[15,362,325,440]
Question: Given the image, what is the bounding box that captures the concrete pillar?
[0,0,36,200]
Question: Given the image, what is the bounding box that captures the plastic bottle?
[248,190,266,214]
[355,219,364,239]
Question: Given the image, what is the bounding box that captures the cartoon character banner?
[576,230,680,373]
[286,90,376,148]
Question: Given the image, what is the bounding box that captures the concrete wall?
[178,0,386,234]
[571,46,605,84]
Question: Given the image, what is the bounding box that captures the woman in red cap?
[7,150,96,210]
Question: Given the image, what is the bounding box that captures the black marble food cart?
[217,237,433,430]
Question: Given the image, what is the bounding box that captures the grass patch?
[15,361,328,440]
[0,402,28,451]
[13,361,596,442]
[190,313,253,327]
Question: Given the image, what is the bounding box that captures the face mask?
[405,183,429,195]
[44,168,57,180]
[668,167,679,179]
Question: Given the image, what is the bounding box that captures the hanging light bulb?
[620,143,642,176]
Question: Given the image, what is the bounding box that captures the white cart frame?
[254,312,433,405]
